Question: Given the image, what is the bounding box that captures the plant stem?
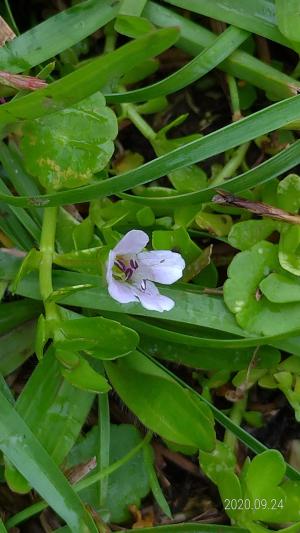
[224,394,248,452]
[39,206,58,320]
[103,20,117,54]
[122,101,156,141]
[210,142,250,186]
[226,74,241,121]
[98,387,110,507]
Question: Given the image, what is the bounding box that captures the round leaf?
[21,92,117,191]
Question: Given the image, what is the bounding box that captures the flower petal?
[108,278,138,304]
[114,230,149,255]
[136,250,185,284]
[134,280,174,312]
[106,250,115,285]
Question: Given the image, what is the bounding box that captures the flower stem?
[39,206,58,320]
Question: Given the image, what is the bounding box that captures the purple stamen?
[140,279,147,291]
[125,268,133,280]
[114,259,126,272]
[130,259,138,270]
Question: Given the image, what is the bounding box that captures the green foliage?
[275,0,300,43]
[66,424,151,522]
[2,0,300,530]
[21,93,117,191]
[201,448,300,528]
[0,390,98,532]
[105,351,216,451]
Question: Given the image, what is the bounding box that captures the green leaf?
[0,299,41,335]
[0,390,98,532]
[106,25,249,102]
[0,248,21,281]
[163,0,291,48]
[279,225,300,276]
[72,217,94,251]
[56,208,81,253]
[122,58,159,85]
[0,179,40,243]
[35,314,49,360]
[5,99,300,209]
[11,248,41,292]
[146,355,300,481]
[222,241,300,335]
[54,247,104,274]
[219,471,243,519]
[224,241,278,316]
[152,227,202,262]
[151,120,207,193]
[115,15,154,38]
[0,319,35,376]
[55,316,139,359]
[143,444,172,518]
[0,519,7,533]
[47,284,94,304]
[279,355,300,373]
[0,374,14,405]
[145,1,300,99]
[15,348,95,462]
[61,353,111,393]
[228,219,278,251]
[277,173,300,213]
[245,450,287,522]
[195,211,232,237]
[141,335,281,371]
[0,0,120,73]
[279,479,300,521]
[13,269,246,338]
[21,93,117,191]
[119,312,292,350]
[119,0,148,16]
[105,351,216,451]
[276,0,300,43]
[260,273,300,303]
[200,440,236,484]
[66,424,151,522]
[0,201,33,250]
[0,28,179,127]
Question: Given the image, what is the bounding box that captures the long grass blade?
[0,0,120,73]
[0,390,98,532]
[162,0,291,48]
[2,95,300,208]
[144,1,300,99]
[105,25,249,102]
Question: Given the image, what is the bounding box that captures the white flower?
[106,230,185,312]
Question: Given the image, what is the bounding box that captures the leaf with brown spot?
[21,92,117,191]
